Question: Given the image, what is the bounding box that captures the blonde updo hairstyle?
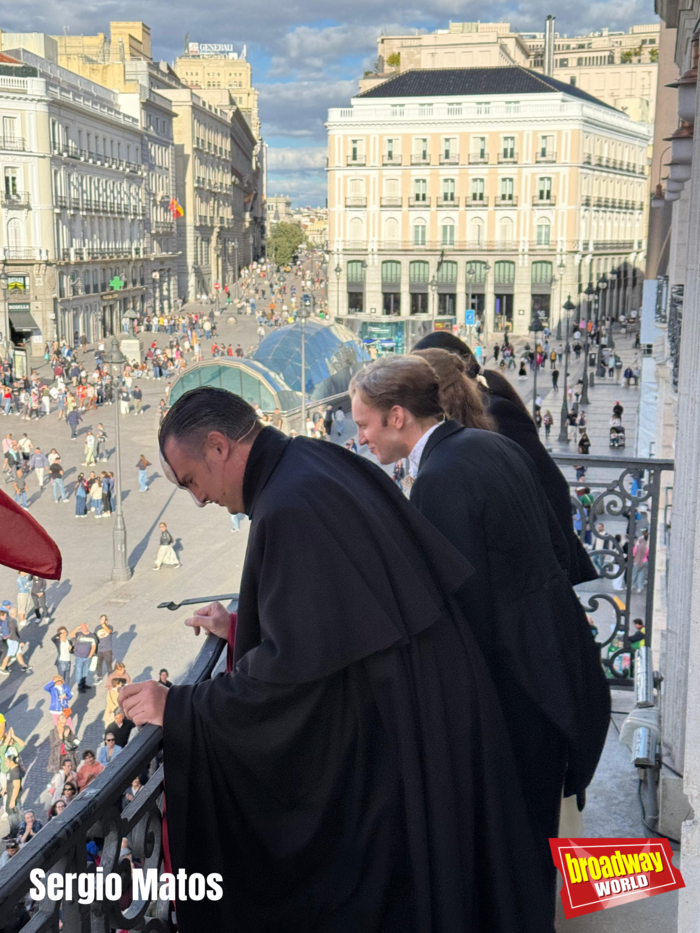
[412,348,495,431]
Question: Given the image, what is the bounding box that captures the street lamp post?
[0,270,8,359]
[596,273,608,378]
[529,317,544,421]
[582,284,594,405]
[558,295,576,441]
[299,294,313,432]
[334,264,342,319]
[556,259,566,341]
[430,275,438,333]
[608,270,617,351]
[466,264,475,342]
[103,336,132,583]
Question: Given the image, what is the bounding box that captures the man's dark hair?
[412,332,480,379]
[159,386,260,456]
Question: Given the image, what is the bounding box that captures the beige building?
[367,20,660,122]
[158,87,241,298]
[175,45,260,139]
[0,45,150,362]
[327,66,651,346]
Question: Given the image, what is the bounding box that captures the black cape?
[481,369,597,585]
[410,422,610,814]
[164,427,554,932]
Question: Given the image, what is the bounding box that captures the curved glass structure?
[168,359,299,412]
[253,320,371,400]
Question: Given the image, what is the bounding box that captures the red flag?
[0,489,62,579]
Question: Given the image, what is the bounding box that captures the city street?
[0,276,642,822]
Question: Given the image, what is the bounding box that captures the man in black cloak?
[413,331,597,586]
[120,386,554,933]
[351,357,610,920]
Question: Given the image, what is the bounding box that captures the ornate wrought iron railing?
[0,624,228,931]
[553,454,674,687]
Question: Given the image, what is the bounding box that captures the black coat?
[481,370,597,585]
[164,428,555,933]
[411,421,610,812]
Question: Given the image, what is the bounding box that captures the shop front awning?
[9,311,38,331]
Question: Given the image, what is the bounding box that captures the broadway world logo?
[550,837,685,919]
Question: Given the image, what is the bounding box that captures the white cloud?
[267,147,327,170]
[259,78,358,140]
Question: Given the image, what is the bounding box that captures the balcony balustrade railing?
[2,191,31,208]
[552,454,674,687]
[380,196,402,208]
[0,621,227,932]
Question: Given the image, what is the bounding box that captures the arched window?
[470,218,484,245]
[437,261,458,284]
[441,219,455,246]
[384,217,399,241]
[347,261,366,283]
[409,261,429,284]
[7,218,23,253]
[494,261,515,285]
[532,261,553,284]
[382,260,402,284]
[498,217,514,244]
[349,217,364,242]
[536,221,551,246]
[413,220,427,246]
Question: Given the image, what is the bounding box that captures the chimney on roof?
[544,15,555,76]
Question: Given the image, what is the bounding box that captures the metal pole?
[112,369,131,583]
[596,289,606,378]
[300,314,307,433]
[557,274,563,341]
[581,296,590,405]
[532,343,539,421]
[558,302,571,441]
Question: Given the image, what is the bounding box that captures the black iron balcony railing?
[2,191,30,208]
[0,601,231,932]
[552,454,674,687]
[380,196,402,208]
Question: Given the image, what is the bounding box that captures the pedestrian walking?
[83,430,96,466]
[66,409,82,440]
[119,385,130,415]
[153,522,180,570]
[566,409,578,442]
[132,384,143,415]
[334,407,345,436]
[93,616,114,684]
[28,447,48,489]
[632,530,649,592]
[95,424,108,461]
[551,368,559,391]
[137,454,151,493]
[30,575,49,621]
[15,573,31,623]
[323,406,334,439]
[13,468,27,510]
[542,410,553,440]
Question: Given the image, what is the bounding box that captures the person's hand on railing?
[185,601,232,639]
[120,682,168,728]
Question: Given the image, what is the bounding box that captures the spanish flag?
[169,197,184,218]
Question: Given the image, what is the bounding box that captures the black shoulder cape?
[164,428,555,933]
[481,370,597,585]
[411,421,610,803]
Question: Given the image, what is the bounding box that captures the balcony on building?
[497,152,518,164]
[409,196,431,208]
[380,196,403,208]
[532,195,557,206]
[436,196,460,208]
[536,150,557,163]
[411,154,431,165]
[468,152,489,164]
[439,153,460,165]
[382,155,402,165]
[345,197,367,208]
[495,196,519,207]
[346,155,366,166]
[465,195,489,207]
[2,190,30,209]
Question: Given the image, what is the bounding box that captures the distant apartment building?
[367,20,660,122]
[174,43,260,138]
[266,195,293,224]
[0,43,149,361]
[327,67,651,346]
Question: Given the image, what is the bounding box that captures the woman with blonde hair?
[412,348,495,431]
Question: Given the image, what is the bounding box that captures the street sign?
[214,282,220,290]
[465,310,476,326]
[109,276,124,291]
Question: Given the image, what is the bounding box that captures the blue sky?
[8,1,658,205]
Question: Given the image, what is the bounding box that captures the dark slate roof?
[357,66,617,111]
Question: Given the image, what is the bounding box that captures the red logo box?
[550,837,684,919]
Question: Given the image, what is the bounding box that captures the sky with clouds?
[9,0,657,206]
